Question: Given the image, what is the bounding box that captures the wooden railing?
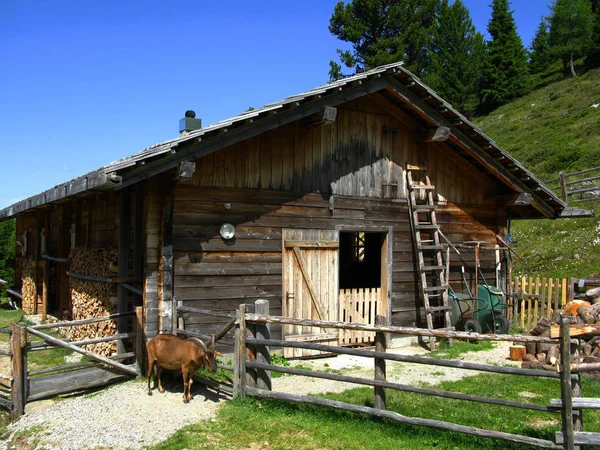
[4,309,142,420]
[508,277,568,330]
[232,299,599,450]
[544,167,600,204]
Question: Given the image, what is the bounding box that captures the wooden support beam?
[301,106,337,129]
[133,182,144,307]
[117,188,131,353]
[488,192,533,206]
[422,126,450,142]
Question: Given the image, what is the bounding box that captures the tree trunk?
[570,53,577,77]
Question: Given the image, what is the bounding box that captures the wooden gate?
[339,287,384,345]
[282,229,339,358]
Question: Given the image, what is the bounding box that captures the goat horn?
[190,337,208,351]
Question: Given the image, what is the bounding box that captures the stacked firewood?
[21,259,37,314]
[67,248,118,357]
[516,300,600,371]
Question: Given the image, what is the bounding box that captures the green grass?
[510,202,600,278]
[476,63,600,279]
[147,373,600,450]
[477,62,600,181]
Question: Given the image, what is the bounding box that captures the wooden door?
[282,229,339,358]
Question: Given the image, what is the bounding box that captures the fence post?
[10,323,25,420]
[559,318,574,450]
[233,304,248,399]
[254,300,272,391]
[135,306,144,378]
[559,171,568,203]
[374,315,387,410]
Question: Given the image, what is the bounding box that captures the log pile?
[21,259,37,314]
[67,248,119,357]
[517,300,600,371]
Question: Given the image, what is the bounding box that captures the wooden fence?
[545,166,600,205]
[508,277,569,330]
[2,309,143,420]
[232,299,599,449]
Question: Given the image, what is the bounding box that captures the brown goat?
[146,334,220,403]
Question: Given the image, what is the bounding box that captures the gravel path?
[2,342,517,450]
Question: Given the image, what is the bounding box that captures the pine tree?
[328,0,440,80]
[0,220,15,295]
[480,0,531,114]
[426,0,486,115]
[549,0,595,76]
[529,17,552,73]
[585,0,600,67]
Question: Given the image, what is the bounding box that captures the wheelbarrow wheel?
[463,319,482,334]
[493,315,510,334]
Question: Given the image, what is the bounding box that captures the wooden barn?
[0,62,579,353]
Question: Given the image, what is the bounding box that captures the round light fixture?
[220,223,235,240]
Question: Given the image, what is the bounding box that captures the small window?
[351,232,366,263]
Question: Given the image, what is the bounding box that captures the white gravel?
[2,342,517,449]
[2,379,226,450]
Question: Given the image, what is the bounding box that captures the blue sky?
[0,0,552,209]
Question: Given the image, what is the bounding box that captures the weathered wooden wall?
[168,95,504,338]
[188,96,497,205]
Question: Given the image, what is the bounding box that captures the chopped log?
[578,305,597,324]
[551,324,600,338]
[583,356,600,364]
[525,342,537,355]
[509,345,526,361]
[563,300,591,316]
[523,353,537,362]
[521,360,543,370]
[546,346,560,365]
[583,343,593,356]
[586,286,600,301]
[530,317,552,336]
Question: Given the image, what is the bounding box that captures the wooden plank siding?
[169,95,505,339]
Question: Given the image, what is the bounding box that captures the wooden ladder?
[406,165,452,349]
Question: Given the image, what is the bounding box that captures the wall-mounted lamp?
[220,223,236,240]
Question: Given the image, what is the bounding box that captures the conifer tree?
[480,0,530,114]
[549,0,594,76]
[0,220,15,295]
[426,0,485,114]
[529,17,552,73]
[589,0,600,66]
[328,0,440,80]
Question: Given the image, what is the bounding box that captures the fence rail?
[232,299,599,450]
[3,309,143,420]
[544,166,600,204]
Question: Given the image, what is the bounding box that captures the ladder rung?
[410,184,435,190]
[415,205,436,210]
[416,225,439,230]
[427,306,451,313]
[424,285,450,292]
[422,265,444,271]
[419,245,444,250]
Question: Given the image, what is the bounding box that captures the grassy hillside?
[476,64,600,180]
[477,64,600,279]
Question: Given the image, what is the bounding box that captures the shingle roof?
[0,62,568,219]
